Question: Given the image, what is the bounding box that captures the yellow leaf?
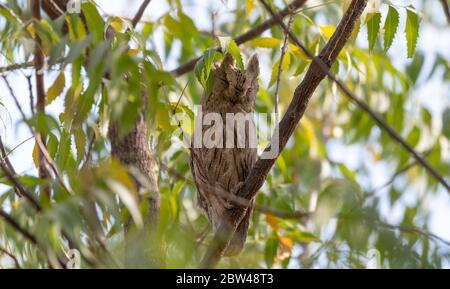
[111,20,123,32]
[32,142,39,168]
[266,214,279,231]
[277,236,293,261]
[12,200,20,209]
[66,15,87,41]
[269,52,291,86]
[368,146,381,162]
[107,159,136,191]
[128,49,139,56]
[26,23,36,38]
[250,37,282,48]
[279,236,293,251]
[46,72,66,105]
[301,117,317,148]
[246,0,255,17]
[320,25,336,39]
[289,43,310,61]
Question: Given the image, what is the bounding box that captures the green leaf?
[74,128,86,165]
[250,37,282,48]
[406,53,424,83]
[443,108,450,139]
[56,129,71,171]
[383,6,399,52]
[46,72,66,105]
[264,233,279,268]
[0,5,22,25]
[421,107,432,128]
[288,231,321,244]
[194,48,217,95]
[81,2,104,44]
[227,39,244,71]
[367,12,381,53]
[406,126,421,147]
[405,8,420,58]
[269,52,291,87]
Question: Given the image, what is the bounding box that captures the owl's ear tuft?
[221,53,235,69]
[246,54,259,79]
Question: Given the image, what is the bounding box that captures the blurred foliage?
[0,0,449,268]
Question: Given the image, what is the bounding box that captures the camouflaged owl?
[190,53,260,256]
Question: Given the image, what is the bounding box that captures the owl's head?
[213,53,260,106]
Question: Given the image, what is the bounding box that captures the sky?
[0,0,449,267]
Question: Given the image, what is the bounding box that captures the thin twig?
[82,131,96,168]
[381,222,450,248]
[1,75,27,121]
[26,74,35,116]
[440,0,450,24]
[274,14,294,116]
[0,207,67,268]
[0,246,21,268]
[34,133,75,195]
[0,208,38,244]
[131,0,152,28]
[366,150,433,196]
[0,62,34,73]
[0,136,42,211]
[1,136,35,160]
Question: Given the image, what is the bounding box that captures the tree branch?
[263,0,450,192]
[0,246,21,268]
[160,163,311,220]
[131,0,152,28]
[199,0,368,269]
[170,0,306,76]
[0,137,42,211]
[32,0,51,198]
[274,14,294,116]
[0,209,38,244]
[440,0,450,24]
[0,61,34,73]
[366,150,433,196]
[0,208,68,268]
[1,75,27,121]
[381,222,450,248]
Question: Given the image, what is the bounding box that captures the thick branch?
[267,0,450,193]
[199,0,368,269]
[32,0,51,198]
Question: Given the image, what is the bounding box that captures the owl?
[190,53,260,256]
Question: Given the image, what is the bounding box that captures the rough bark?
[199,0,369,268]
[41,0,160,267]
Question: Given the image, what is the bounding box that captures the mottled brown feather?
[191,54,259,256]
